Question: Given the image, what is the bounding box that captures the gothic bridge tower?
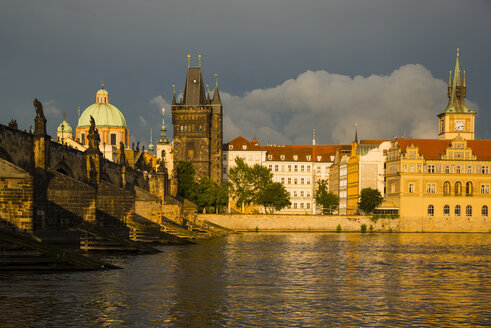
[171,55,223,184]
[438,48,476,140]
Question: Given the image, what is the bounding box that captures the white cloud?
[139,116,147,126]
[221,64,457,144]
[43,100,61,117]
[150,95,171,114]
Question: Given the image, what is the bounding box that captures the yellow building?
[385,136,491,219]
[347,141,359,215]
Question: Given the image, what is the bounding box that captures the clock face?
[455,121,465,131]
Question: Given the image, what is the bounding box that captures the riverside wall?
[200,214,490,233]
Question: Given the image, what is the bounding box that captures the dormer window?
[317,156,322,161]
[280,155,285,160]
[268,155,273,160]
[306,155,311,161]
[293,155,298,161]
[229,145,233,150]
[242,145,247,150]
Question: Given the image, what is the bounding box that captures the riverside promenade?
[200,214,490,233]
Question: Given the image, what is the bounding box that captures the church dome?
[77,84,127,128]
[57,118,72,133]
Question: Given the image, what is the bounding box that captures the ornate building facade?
[171,59,223,184]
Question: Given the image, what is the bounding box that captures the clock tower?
[437,48,476,140]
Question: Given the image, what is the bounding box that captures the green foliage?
[176,161,196,201]
[369,224,373,233]
[227,157,290,213]
[315,179,339,214]
[336,224,342,233]
[358,188,383,214]
[256,182,291,214]
[361,224,367,233]
[176,161,228,213]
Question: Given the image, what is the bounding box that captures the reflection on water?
[0,233,489,327]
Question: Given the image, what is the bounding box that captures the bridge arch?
[0,147,14,164]
[52,160,74,178]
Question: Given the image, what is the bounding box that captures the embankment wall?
[200,214,490,232]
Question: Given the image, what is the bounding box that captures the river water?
[0,233,489,327]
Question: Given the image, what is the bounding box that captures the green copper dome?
[77,103,127,128]
[57,120,72,133]
[77,85,127,128]
[96,88,109,95]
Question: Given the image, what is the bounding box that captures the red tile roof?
[396,139,491,161]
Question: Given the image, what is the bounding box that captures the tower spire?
[312,128,316,145]
[354,122,358,144]
[442,48,474,114]
[172,85,176,105]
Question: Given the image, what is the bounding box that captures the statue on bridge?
[32,98,46,136]
[8,119,18,130]
[119,141,126,166]
[33,98,45,119]
[86,115,101,153]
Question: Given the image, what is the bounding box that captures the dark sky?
[1,0,490,146]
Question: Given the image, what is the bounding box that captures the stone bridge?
[0,113,175,251]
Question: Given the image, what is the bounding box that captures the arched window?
[455,181,462,196]
[455,205,461,216]
[427,205,434,216]
[443,181,451,196]
[466,182,473,196]
[443,205,450,216]
[482,205,488,217]
[466,205,472,217]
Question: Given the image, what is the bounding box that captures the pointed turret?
[442,48,474,114]
[354,122,358,144]
[172,85,176,105]
[182,55,207,106]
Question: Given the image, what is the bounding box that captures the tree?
[227,157,255,211]
[315,179,339,214]
[195,177,229,213]
[358,187,383,214]
[256,182,291,214]
[176,161,196,201]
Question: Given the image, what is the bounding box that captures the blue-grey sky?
[1,0,490,146]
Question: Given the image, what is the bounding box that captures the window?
[199,125,203,132]
[306,191,311,197]
[306,165,311,172]
[300,191,304,197]
[455,181,462,196]
[294,178,298,184]
[467,166,472,173]
[281,177,285,184]
[409,183,415,193]
[410,166,414,173]
[455,205,461,216]
[307,178,311,185]
[306,203,310,209]
[229,145,233,150]
[81,134,85,144]
[443,181,451,196]
[268,165,272,171]
[110,133,116,145]
[268,155,273,160]
[482,205,488,217]
[288,178,291,184]
[427,165,435,173]
[482,166,489,174]
[293,155,298,161]
[481,184,490,194]
[427,205,434,216]
[280,155,285,160]
[293,203,297,209]
[281,165,284,171]
[242,145,247,150]
[294,165,298,172]
[301,165,304,172]
[300,203,304,209]
[293,191,297,197]
[456,166,461,174]
[445,166,450,173]
[426,184,435,194]
[466,205,472,217]
[274,165,279,172]
[443,205,450,216]
[301,178,304,184]
[466,182,473,196]
[288,165,292,172]
[306,155,311,161]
